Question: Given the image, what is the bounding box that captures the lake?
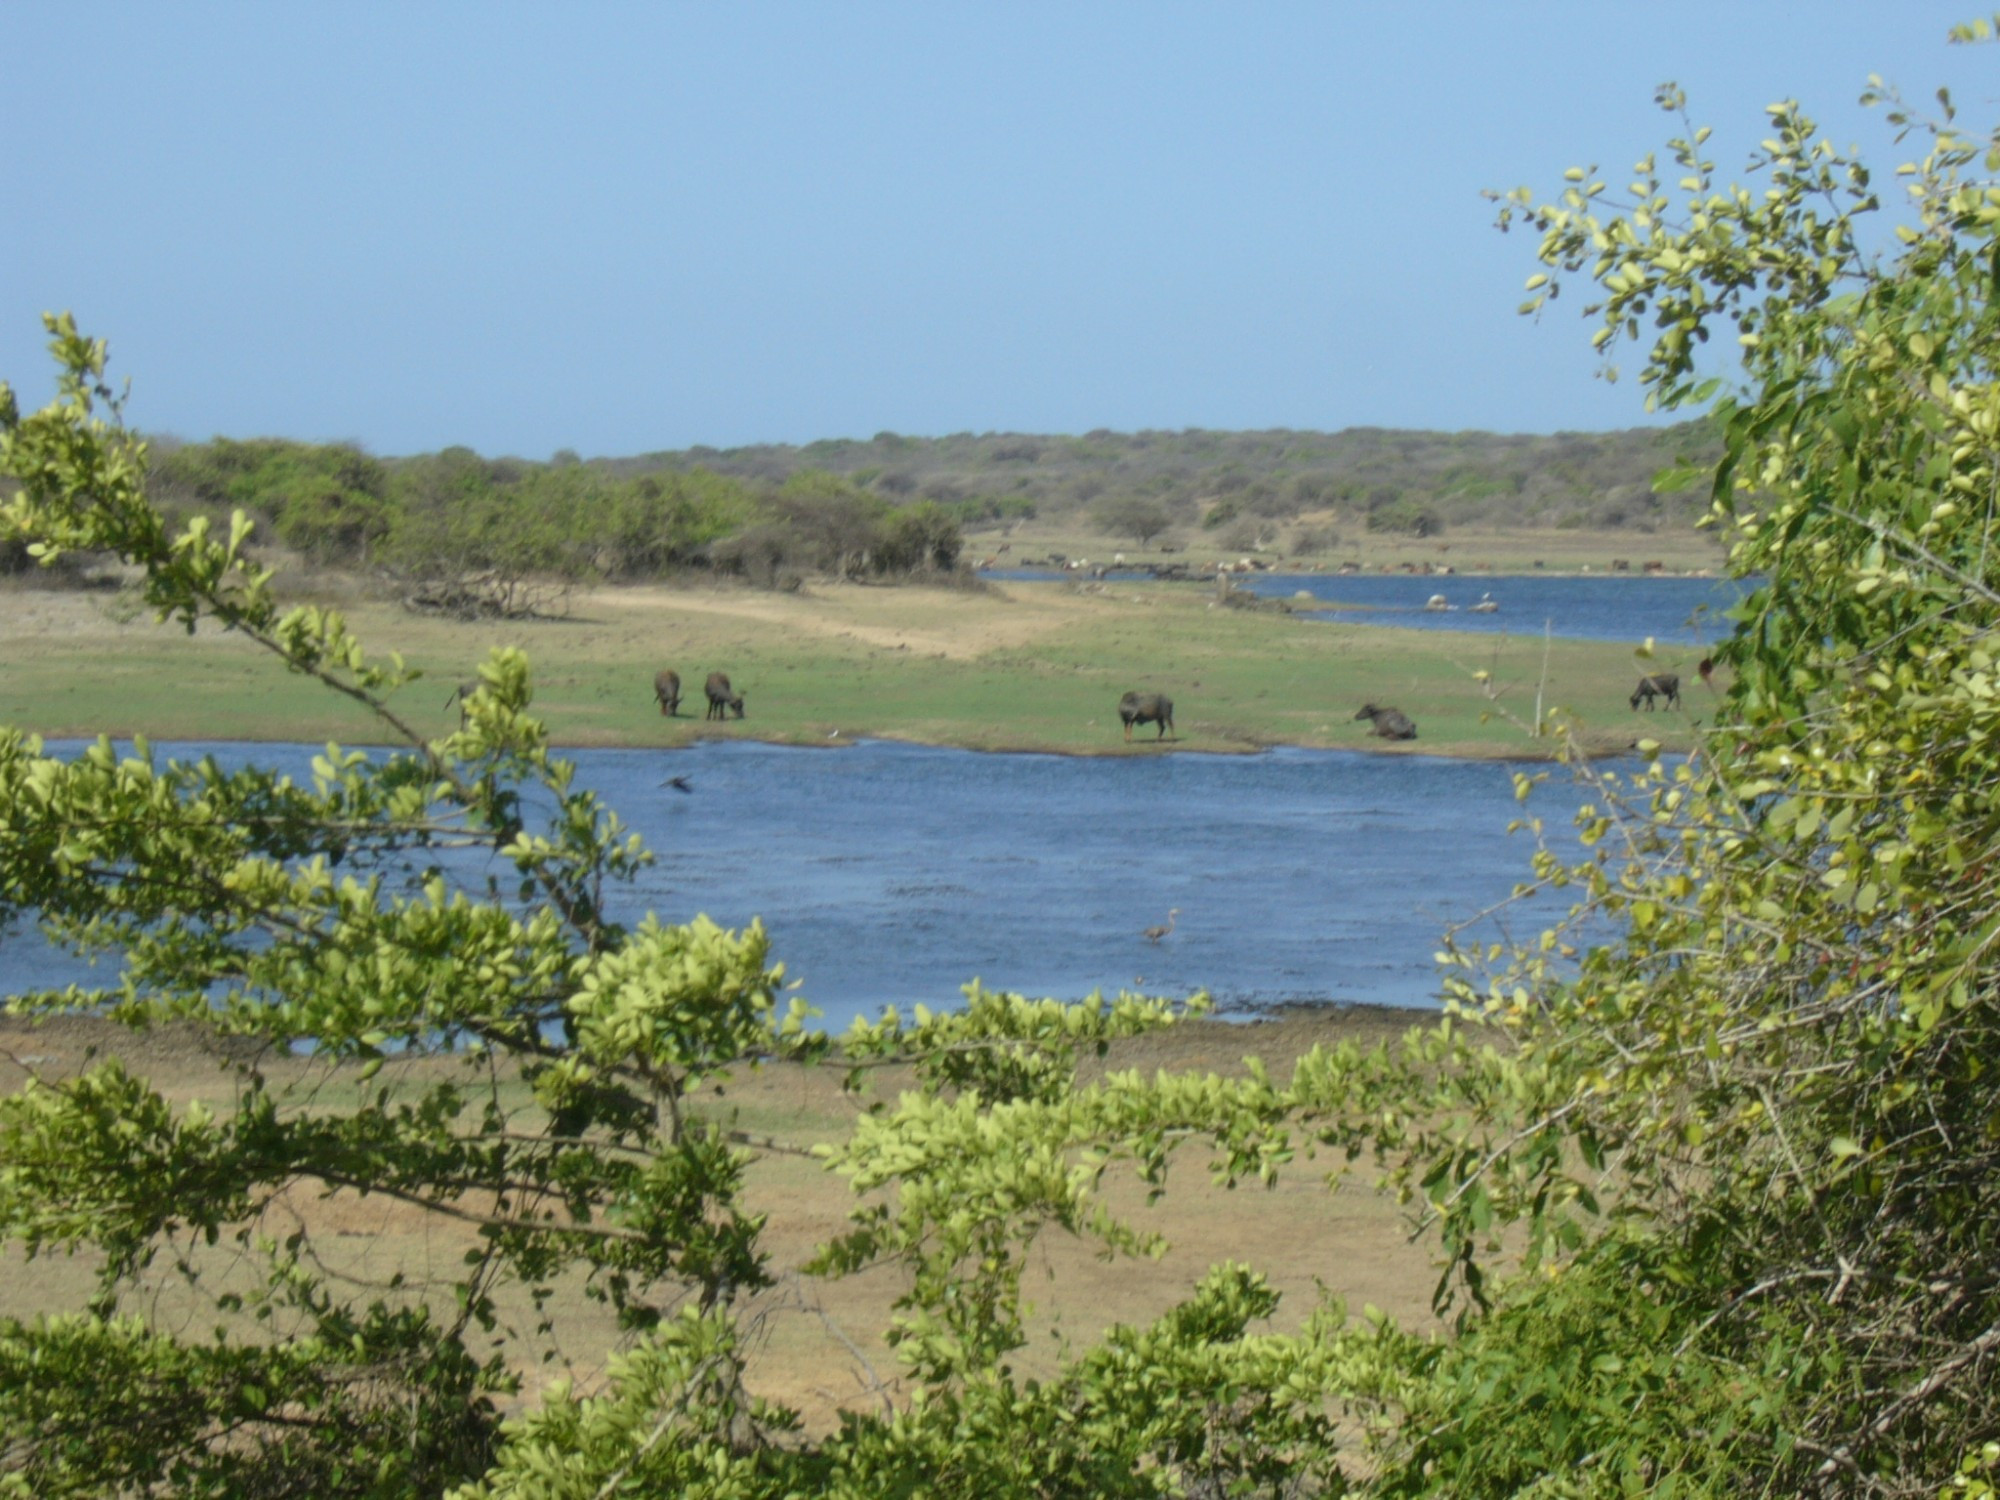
[1,737,1622,1032]
[983,569,1746,645]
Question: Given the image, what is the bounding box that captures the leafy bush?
[1401,57,2000,1490]
[152,437,393,563]
[1364,495,1443,536]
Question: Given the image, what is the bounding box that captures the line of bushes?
[616,419,1720,535]
[141,438,968,612]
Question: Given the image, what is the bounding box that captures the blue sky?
[5,5,1990,457]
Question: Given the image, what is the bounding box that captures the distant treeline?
[615,420,1720,541]
[110,420,1716,610]
[141,441,969,612]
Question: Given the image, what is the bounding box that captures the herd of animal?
[1122,672,1690,746]
[651,669,745,720]
[456,667,1691,748]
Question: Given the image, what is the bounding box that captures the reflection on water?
[2,738,1625,1032]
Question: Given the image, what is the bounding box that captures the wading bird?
[1143,909,1180,943]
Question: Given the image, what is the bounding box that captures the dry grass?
[0,1008,1444,1430]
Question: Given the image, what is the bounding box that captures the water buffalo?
[654,669,682,717]
[1354,703,1418,740]
[705,671,745,720]
[1630,673,1681,711]
[1118,690,1174,741]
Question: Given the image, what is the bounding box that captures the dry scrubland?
[0,1008,1443,1432]
[0,567,1710,756]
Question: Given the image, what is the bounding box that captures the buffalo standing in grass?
[1630,673,1681,711]
[1118,691,1174,741]
[654,669,682,717]
[1354,703,1417,740]
[705,672,746,720]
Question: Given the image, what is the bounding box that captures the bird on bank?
[1143,909,1180,943]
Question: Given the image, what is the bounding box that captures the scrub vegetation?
[5,26,2000,1497]
[108,412,1718,617]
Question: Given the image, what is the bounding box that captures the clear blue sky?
[5,4,1988,458]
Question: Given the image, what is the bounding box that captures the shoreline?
[1,579,1703,761]
[20,723,1642,766]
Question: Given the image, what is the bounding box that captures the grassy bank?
[0,576,1709,756]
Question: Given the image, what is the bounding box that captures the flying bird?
[1143,909,1180,943]
[661,775,693,794]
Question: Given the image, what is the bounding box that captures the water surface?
[3,739,1620,1032]
[1238,571,1744,644]
[983,568,1745,645]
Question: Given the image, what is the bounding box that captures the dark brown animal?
[705,671,745,720]
[1354,703,1417,740]
[1630,673,1681,711]
[654,669,682,717]
[1118,691,1174,741]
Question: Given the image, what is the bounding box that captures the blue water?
[982,569,1746,646]
[0,738,1622,1032]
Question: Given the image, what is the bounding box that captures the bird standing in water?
[1144,909,1180,943]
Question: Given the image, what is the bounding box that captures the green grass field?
[0,577,1707,757]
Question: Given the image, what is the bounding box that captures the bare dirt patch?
[571,578,1105,661]
[0,587,152,645]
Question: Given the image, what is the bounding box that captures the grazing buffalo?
[705,672,746,720]
[1630,673,1682,711]
[1354,703,1418,740]
[654,669,682,717]
[1118,690,1174,741]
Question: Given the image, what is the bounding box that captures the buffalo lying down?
[1354,703,1417,740]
